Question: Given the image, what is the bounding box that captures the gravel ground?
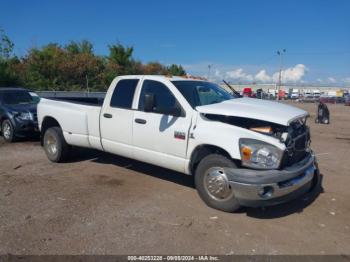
[0,102,349,255]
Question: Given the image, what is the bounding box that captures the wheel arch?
[0,115,8,129]
[0,115,16,134]
[0,114,14,129]
[189,144,240,175]
[40,116,61,145]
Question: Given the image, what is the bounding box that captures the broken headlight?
[15,112,33,121]
[239,138,283,169]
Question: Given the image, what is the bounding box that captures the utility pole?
[86,74,89,94]
[276,49,286,100]
[207,64,213,81]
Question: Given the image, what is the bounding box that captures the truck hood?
[196,98,308,126]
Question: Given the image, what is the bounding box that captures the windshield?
[2,91,34,105]
[30,93,41,104]
[172,81,236,108]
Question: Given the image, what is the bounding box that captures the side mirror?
[144,93,155,112]
[158,106,182,117]
[169,107,182,117]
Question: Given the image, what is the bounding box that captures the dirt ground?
[0,102,349,255]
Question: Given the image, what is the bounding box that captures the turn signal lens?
[241,146,252,161]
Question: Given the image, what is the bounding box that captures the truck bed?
[37,98,103,150]
[47,96,105,106]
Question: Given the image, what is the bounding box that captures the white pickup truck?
[38,75,320,212]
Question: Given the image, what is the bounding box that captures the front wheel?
[1,120,16,143]
[195,154,241,212]
[43,127,71,162]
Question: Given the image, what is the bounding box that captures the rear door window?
[110,79,139,109]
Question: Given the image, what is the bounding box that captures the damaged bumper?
[224,153,318,207]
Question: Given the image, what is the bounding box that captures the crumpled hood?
[196,98,308,126]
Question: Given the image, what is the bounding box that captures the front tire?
[1,120,16,143]
[43,127,71,162]
[195,154,241,212]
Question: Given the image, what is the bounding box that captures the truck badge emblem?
[174,131,186,140]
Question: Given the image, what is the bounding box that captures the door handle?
[103,113,113,118]
[135,118,147,124]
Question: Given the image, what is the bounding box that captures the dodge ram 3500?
[38,75,320,212]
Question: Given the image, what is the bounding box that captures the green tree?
[143,62,168,75]
[0,33,188,90]
[22,42,106,91]
[0,29,21,86]
[166,64,186,76]
[65,40,93,55]
[0,28,14,59]
[108,43,133,70]
[22,43,68,90]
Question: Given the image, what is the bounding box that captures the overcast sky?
[1,0,349,85]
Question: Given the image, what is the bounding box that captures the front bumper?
[13,118,39,137]
[224,153,317,207]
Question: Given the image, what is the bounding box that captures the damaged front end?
[203,113,311,169]
[202,113,318,207]
[281,118,311,168]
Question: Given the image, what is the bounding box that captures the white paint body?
[38,75,308,175]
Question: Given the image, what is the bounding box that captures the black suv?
[0,87,39,142]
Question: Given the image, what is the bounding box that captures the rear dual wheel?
[43,127,71,162]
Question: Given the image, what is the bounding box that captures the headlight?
[239,138,283,169]
[15,112,33,121]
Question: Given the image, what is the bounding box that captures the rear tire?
[1,120,16,143]
[194,154,241,212]
[43,127,71,162]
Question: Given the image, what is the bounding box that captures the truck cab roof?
[116,75,205,82]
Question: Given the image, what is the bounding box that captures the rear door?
[132,79,192,173]
[100,77,140,158]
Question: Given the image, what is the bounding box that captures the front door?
[132,80,191,173]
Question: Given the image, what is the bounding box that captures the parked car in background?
[319,95,346,104]
[290,89,300,100]
[345,96,350,106]
[313,89,321,100]
[256,88,263,99]
[0,87,39,142]
[267,88,277,99]
[319,95,336,104]
[242,87,253,97]
[278,89,286,100]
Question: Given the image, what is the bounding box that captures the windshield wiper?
[222,80,242,97]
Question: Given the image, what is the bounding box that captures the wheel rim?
[204,167,234,201]
[45,133,58,156]
[3,123,11,139]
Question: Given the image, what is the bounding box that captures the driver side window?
[138,80,178,115]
